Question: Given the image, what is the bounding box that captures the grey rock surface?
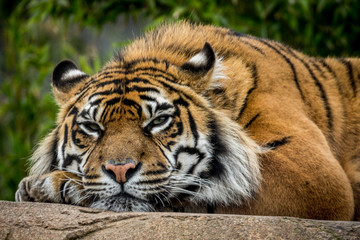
[0,200,359,239]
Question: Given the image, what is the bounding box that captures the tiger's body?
[16,22,360,220]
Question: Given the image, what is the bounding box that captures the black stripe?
[187,110,199,146]
[122,99,142,118]
[125,85,160,93]
[128,77,151,84]
[254,38,306,101]
[95,78,124,88]
[100,65,177,82]
[68,106,78,117]
[264,136,291,150]
[318,59,337,79]
[144,169,169,175]
[131,185,164,192]
[164,140,176,151]
[132,68,176,81]
[155,103,173,112]
[173,96,189,107]
[206,203,216,214]
[169,122,183,138]
[317,58,346,145]
[236,64,258,121]
[211,87,226,95]
[338,58,356,97]
[177,184,201,200]
[75,79,123,104]
[62,124,68,165]
[310,60,325,77]
[230,31,266,56]
[318,58,347,99]
[83,182,107,186]
[123,58,168,69]
[173,147,205,174]
[151,76,179,93]
[175,161,182,170]
[158,147,173,168]
[199,119,226,179]
[137,73,209,111]
[244,113,260,129]
[127,109,135,116]
[280,46,333,132]
[60,180,67,203]
[137,177,169,184]
[83,174,100,179]
[100,107,110,123]
[146,104,153,118]
[105,97,121,106]
[50,128,59,171]
[88,90,123,101]
[90,98,103,107]
[63,181,72,204]
[108,107,117,119]
[135,72,177,85]
[140,95,156,102]
[81,146,96,170]
[239,39,266,56]
[209,87,231,109]
[79,109,90,119]
[62,154,82,168]
[127,74,179,96]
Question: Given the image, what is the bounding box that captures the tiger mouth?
[90,192,155,212]
[114,192,138,200]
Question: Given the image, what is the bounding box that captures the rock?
[0,200,359,240]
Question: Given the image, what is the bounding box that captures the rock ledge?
[0,200,359,239]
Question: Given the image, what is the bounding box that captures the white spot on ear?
[209,56,228,89]
[62,69,87,81]
[187,52,208,66]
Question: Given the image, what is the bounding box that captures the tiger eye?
[83,122,101,132]
[152,116,168,126]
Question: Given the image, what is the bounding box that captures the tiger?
[15,22,360,221]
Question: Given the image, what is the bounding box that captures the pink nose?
[105,163,136,183]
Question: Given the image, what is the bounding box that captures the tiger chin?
[16,22,360,221]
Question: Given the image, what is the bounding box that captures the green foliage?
[1,0,359,200]
[18,0,360,56]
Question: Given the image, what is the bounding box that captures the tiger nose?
[105,162,136,183]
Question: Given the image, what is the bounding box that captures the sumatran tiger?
[15,22,360,221]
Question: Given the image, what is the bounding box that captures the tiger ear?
[180,42,225,90]
[52,60,88,105]
[181,42,216,74]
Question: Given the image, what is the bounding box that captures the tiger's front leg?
[15,170,88,206]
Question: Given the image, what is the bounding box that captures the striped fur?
[16,22,360,220]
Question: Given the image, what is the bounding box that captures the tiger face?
[33,43,261,212]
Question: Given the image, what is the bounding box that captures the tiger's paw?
[15,175,52,202]
[15,171,85,205]
[15,176,33,202]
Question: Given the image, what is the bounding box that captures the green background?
[1,0,360,201]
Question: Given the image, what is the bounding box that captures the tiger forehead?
[76,71,176,124]
[84,58,179,93]
[100,57,176,80]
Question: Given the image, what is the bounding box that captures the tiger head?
[30,43,262,212]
